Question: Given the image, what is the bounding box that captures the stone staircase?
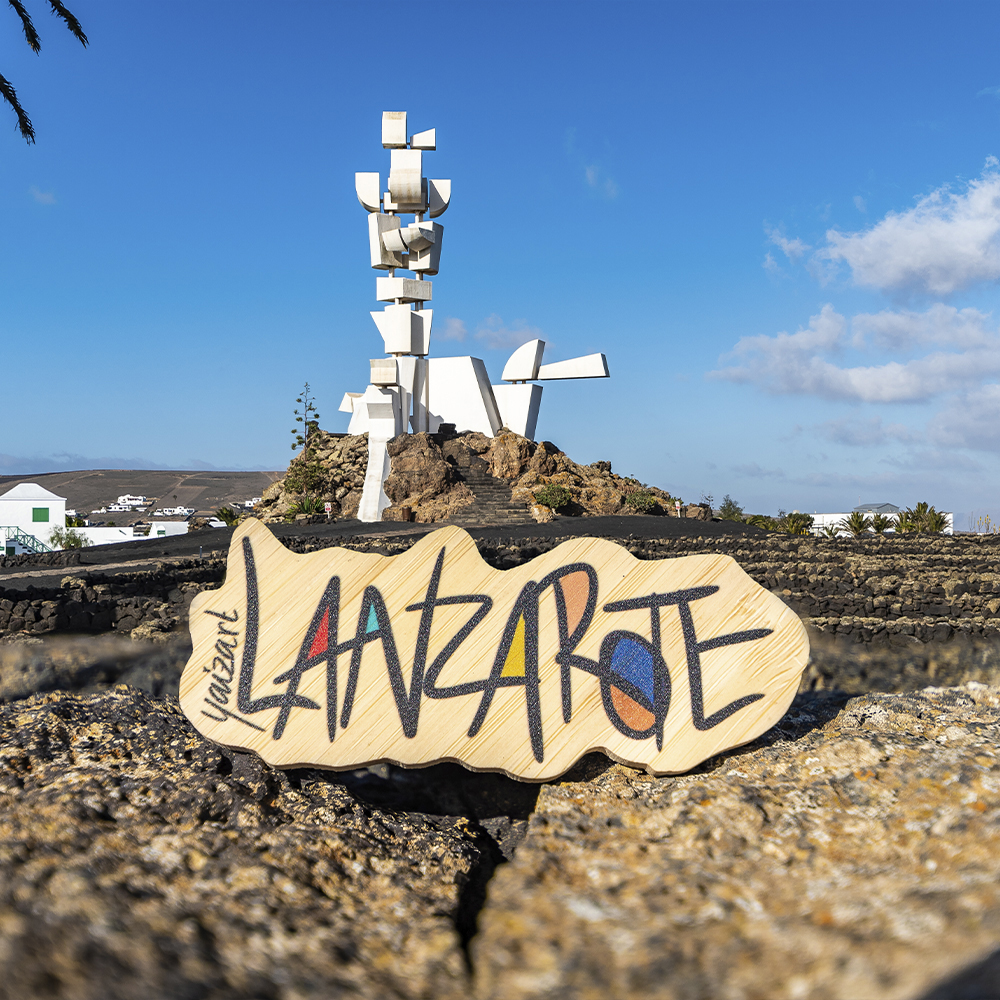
[447,456,535,526]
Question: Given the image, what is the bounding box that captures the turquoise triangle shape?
[366,604,379,633]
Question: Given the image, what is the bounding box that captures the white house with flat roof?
[0,482,67,554]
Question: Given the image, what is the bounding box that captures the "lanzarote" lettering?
[179,520,808,780]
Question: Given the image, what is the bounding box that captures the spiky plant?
[820,524,840,538]
[3,1,88,143]
[838,511,872,538]
[870,513,892,534]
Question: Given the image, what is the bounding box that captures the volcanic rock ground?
[1,516,999,999]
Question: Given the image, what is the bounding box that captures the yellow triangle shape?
[500,616,526,677]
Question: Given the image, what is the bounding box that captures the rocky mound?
[255,427,704,525]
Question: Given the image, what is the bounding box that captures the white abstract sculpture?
[346,111,610,521]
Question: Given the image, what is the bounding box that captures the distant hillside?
[0,470,281,523]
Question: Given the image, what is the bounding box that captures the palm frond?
[0,72,35,143]
[46,0,87,46]
[8,0,41,52]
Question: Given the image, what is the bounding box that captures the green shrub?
[624,490,657,514]
[744,514,778,531]
[533,484,572,510]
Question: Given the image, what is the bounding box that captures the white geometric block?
[389,149,424,206]
[428,178,451,218]
[368,213,404,270]
[405,222,443,274]
[501,339,546,382]
[339,391,362,413]
[356,385,400,522]
[536,353,610,380]
[370,357,398,386]
[413,308,432,355]
[382,183,428,214]
[382,111,407,149]
[493,382,543,440]
[409,128,436,150]
[423,357,502,436]
[354,172,381,212]
[371,304,419,354]
[376,277,432,303]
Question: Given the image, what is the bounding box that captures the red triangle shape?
[308,612,329,658]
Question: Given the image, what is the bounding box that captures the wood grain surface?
[179,519,808,780]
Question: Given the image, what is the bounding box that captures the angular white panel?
[413,308,432,355]
[428,178,451,218]
[371,304,418,354]
[501,339,546,382]
[356,385,400,522]
[423,357,502,436]
[389,148,424,206]
[409,128,436,150]
[355,172,381,212]
[493,382,543,440]
[382,111,407,149]
[382,182,428,214]
[370,357,398,386]
[536,353,610,380]
[339,391,362,413]
[368,213,404,270]
[405,222,443,274]
[376,277,432,303]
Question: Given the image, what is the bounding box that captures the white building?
[0,482,67,555]
[117,494,148,507]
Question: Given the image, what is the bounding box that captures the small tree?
[718,494,744,521]
[292,382,321,453]
[288,382,324,494]
[49,526,88,549]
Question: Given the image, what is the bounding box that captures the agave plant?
[820,524,841,538]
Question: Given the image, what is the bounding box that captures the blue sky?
[4,1,1000,523]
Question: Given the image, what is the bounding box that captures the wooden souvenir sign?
[179,520,808,781]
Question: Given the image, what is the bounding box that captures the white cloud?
[977,86,1000,99]
[711,303,1000,403]
[766,227,810,260]
[819,165,1000,295]
[29,185,55,205]
[850,303,994,351]
[853,195,867,213]
[438,317,467,341]
[762,251,781,276]
[475,314,544,351]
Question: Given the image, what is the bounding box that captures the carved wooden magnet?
[179,520,808,781]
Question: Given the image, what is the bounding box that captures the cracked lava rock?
[0,678,999,998]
